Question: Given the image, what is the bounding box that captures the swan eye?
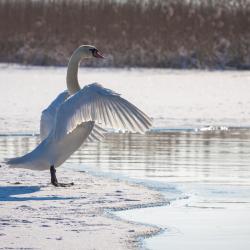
[90,48,104,58]
[89,48,97,56]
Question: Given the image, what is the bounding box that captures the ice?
[0,65,250,133]
[195,125,229,131]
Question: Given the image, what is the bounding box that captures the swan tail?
[5,140,49,171]
[6,154,31,167]
[5,153,44,170]
[6,156,25,166]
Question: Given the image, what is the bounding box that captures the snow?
[0,165,164,250]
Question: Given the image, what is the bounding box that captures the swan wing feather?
[54,83,152,141]
[87,123,107,142]
[40,90,69,140]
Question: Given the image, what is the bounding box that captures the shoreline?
[116,184,250,250]
[0,164,166,250]
[1,62,250,71]
[104,209,165,250]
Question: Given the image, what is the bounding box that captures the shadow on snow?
[0,186,75,201]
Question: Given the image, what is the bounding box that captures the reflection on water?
[1,129,250,185]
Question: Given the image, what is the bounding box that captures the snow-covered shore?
[0,164,165,250]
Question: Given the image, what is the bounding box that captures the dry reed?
[0,0,249,68]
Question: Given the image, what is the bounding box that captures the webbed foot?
[50,166,74,187]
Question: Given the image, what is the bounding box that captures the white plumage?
[54,83,152,141]
[6,45,152,182]
[40,90,69,141]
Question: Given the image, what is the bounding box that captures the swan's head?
[77,45,104,59]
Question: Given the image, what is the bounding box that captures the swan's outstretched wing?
[54,83,152,141]
[87,123,107,142]
[40,91,69,140]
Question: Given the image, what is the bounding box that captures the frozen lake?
[1,64,250,133]
[0,65,250,250]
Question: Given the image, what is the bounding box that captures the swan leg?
[50,166,74,187]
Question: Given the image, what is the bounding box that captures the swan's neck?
[66,50,82,95]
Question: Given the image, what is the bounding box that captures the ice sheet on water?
[0,65,250,133]
[195,125,229,132]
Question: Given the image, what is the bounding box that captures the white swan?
[6,45,152,187]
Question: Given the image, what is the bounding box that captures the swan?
[6,45,152,187]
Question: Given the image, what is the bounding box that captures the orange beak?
[94,50,105,59]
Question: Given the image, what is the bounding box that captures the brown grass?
[0,0,249,68]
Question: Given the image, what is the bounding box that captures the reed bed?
[0,0,249,68]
